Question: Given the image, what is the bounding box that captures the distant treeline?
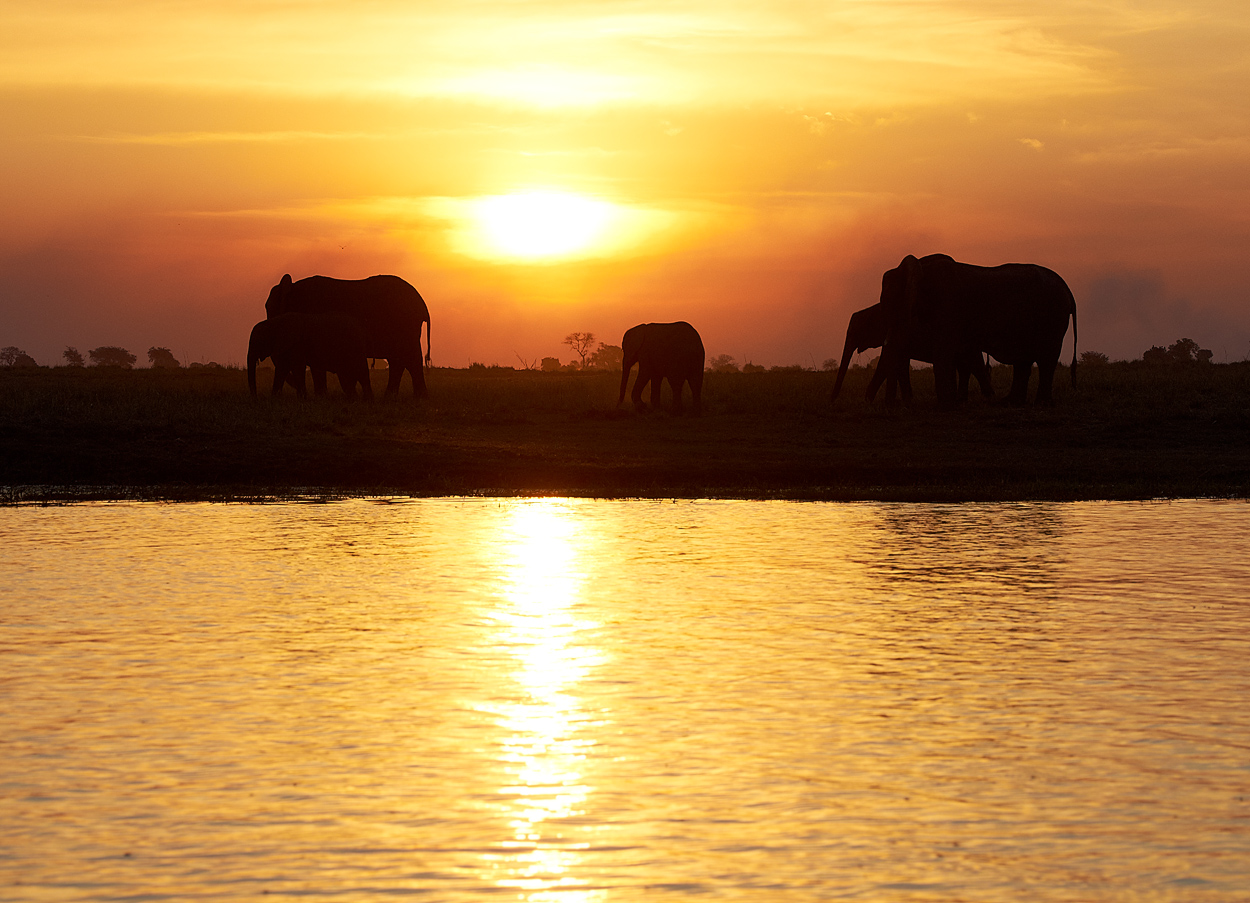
[0,336,1222,372]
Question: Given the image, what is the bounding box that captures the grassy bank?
[1,362,1248,501]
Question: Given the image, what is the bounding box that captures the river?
[2,498,1248,901]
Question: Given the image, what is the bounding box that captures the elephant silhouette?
[247,312,373,400]
[618,321,705,415]
[265,274,431,397]
[831,302,994,404]
[878,254,1077,406]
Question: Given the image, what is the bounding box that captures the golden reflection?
[482,500,606,901]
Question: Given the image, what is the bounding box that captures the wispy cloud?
[67,130,379,145]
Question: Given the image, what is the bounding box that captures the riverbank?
[2,363,1248,502]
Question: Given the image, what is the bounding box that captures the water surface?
[2,499,1248,901]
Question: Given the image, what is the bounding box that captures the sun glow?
[472,191,615,261]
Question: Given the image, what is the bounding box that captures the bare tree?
[515,353,539,371]
[563,332,596,368]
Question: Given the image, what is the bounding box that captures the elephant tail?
[424,317,432,366]
[1070,301,1078,388]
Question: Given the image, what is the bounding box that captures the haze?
[3,1,1248,367]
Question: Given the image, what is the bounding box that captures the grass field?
[1,361,1248,502]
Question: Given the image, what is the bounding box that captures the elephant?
[830,302,995,404]
[247,312,373,400]
[265,273,430,397]
[618,321,705,415]
[879,254,1077,406]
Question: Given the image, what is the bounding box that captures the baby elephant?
[247,312,373,400]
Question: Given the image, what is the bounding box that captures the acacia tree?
[89,346,137,369]
[563,332,595,368]
[708,354,739,373]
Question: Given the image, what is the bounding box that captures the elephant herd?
[248,252,1077,411]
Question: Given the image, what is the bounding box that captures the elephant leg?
[1006,363,1033,405]
[384,363,404,397]
[956,367,971,403]
[900,368,914,403]
[690,372,703,416]
[649,374,662,409]
[310,368,329,396]
[976,359,995,399]
[671,377,685,413]
[631,372,648,409]
[932,361,958,407]
[1035,357,1059,405]
[271,366,287,396]
[866,363,888,402]
[409,360,428,397]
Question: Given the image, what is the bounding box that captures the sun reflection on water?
[481,500,606,900]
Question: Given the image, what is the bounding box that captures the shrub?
[148,347,181,368]
[89,346,137,369]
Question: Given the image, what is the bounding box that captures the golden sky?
[3,0,1249,366]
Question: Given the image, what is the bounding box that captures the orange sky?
[3,0,1248,367]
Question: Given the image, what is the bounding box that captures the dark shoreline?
[3,364,1248,504]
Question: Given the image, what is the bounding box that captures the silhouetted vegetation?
[586,343,623,370]
[148,346,181,368]
[1,347,37,368]
[562,332,596,368]
[1079,350,1110,367]
[708,354,739,373]
[1142,337,1213,366]
[88,346,137,369]
[62,347,85,367]
[3,360,1247,502]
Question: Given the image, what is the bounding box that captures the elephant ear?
[900,255,925,327]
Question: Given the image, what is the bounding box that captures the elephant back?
[265,274,428,361]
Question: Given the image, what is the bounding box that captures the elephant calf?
[618,321,705,415]
[247,312,373,400]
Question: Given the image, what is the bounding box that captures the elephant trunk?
[618,356,635,407]
[830,335,858,402]
[247,321,270,397]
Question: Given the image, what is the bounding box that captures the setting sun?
[471,191,616,262]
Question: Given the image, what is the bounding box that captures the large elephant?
[265,274,430,397]
[830,302,995,403]
[247,312,373,400]
[879,254,1077,406]
[618,321,705,415]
